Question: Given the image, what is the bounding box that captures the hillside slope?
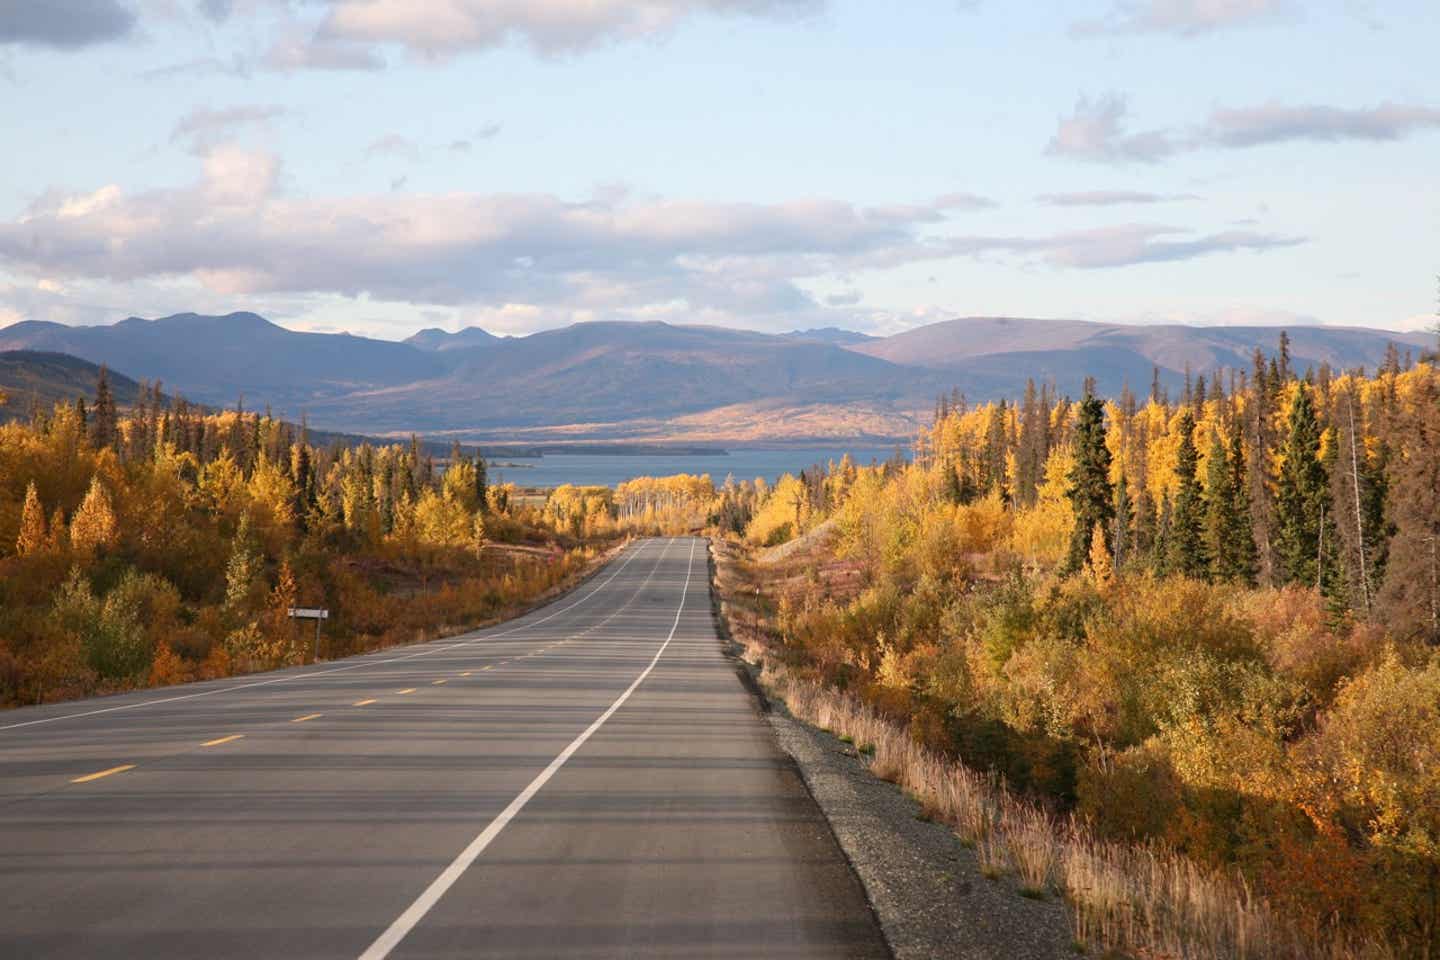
[0,351,147,421]
[0,313,446,409]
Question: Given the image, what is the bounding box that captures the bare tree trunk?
[1346,391,1370,613]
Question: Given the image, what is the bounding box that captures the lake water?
[488,446,909,489]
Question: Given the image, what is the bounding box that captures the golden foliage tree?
[16,480,47,556]
[69,474,118,553]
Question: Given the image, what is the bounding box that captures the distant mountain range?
[0,312,1428,443]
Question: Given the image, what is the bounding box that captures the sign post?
[287,607,330,662]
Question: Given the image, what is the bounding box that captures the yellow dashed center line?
[202,734,244,747]
[397,688,416,695]
[460,671,473,677]
[482,666,494,671]
[71,764,135,784]
[431,679,447,685]
[354,698,378,706]
[291,713,323,723]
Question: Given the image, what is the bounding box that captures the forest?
[0,373,632,706]
[713,336,1440,959]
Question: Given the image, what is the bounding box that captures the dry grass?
[754,661,1390,960]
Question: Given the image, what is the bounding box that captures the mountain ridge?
[0,312,1427,442]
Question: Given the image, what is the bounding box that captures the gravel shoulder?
[766,699,1074,960]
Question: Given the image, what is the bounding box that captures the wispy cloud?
[365,133,420,159]
[1075,0,1291,36]
[934,192,998,211]
[1036,190,1197,206]
[265,30,385,72]
[945,224,1304,269]
[171,104,287,148]
[1204,102,1440,146]
[1049,94,1440,164]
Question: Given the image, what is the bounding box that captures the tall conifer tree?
[1274,382,1328,586]
[1205,427,1258,584]
[1167,411,1208,578]
[1064,393,1114,574]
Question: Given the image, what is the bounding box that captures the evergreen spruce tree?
[1360,438,1392,590]
[1274,382,1328,586]
[90,365,117,451]
[1064,393,1114,574]
[1133,481,1156,558]
[982,400,1009,500]
[1204,427,1258,584]
[1228,429,1259,584]
[944,462,964,504]
[1153,492,1173,576]
[1167,411,1208,578]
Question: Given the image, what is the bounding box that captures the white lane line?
[0,539,651,733]
[358,537,694,960]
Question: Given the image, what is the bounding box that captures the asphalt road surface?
[0,537,889,959]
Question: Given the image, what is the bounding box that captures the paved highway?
[0,537,888,959]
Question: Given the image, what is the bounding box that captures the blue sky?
[1,0,1436,340]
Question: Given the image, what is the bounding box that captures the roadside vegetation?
[712,339,1440,959]
[0,373,630,706]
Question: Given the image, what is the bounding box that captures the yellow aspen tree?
[47,506,68,551]
[69,475,118,553]
[16,481,47,556]
[267,560,301,664]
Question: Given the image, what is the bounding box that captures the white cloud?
[0,155,947,320]
[199,145,281,205]
[313,0,823,60]
[0,154,1306,335]
[1046,95,1175,164]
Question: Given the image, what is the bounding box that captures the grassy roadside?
[710,534,1386,960]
